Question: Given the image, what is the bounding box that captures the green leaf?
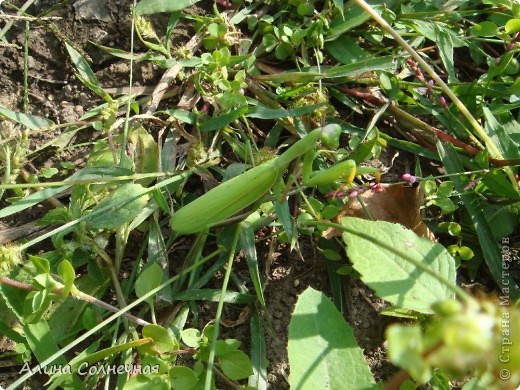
[246,103,326,120]
[29,255,50,274]
[24,320,85,388]
[0,167,133,219]
[199,105,248,132]
[249,307,267,390]
[239,223,266,307]
[437,181,454,198]
[505,18,520,34]
[254,71,323,83]
[0,106,53,129]
[215,339,241,356]
[129,127,159,183]
[322,249,342,261]
[288,287,374,389]
[437,142,520,300]
[322,205,340,220]
[325,37,367,65]
[40,167,59,179]
[470,21,498,37]
[124,374,169,389]
[430,198,457,214]
[326,4,371,41]
[387,324,431,383]
[135,262,163,303]
[273,199,297,250]
[49,272,110,344]
[275,42,292,60]
[262,33,277,51]
[161,108,197,124]
[181,328,201,348]
[142,324,178,355]
[135,0,200,15]
[64,43,110,100]
[435,25,457,83]
[75,338,153,367]
[324,56,395,79]
[87,183,149,230]
[219,350,254,380]
[341,218,456,313]
[169,366,199,389]
[481,169,520,199]
[57,260,75,297]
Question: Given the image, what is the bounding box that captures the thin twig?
[0,14,61,21]
[0,276,149,326]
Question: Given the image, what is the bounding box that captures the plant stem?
[353,0,518,189]
[0,171,174,189]
[6,248,224,390]
[204,225,241,390]
[0,276,148,326]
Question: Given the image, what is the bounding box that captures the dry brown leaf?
[220,306,251,328]
[323,184,435,241]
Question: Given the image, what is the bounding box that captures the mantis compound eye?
[320,123,341,149]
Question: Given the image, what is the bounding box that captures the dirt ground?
[0,1,400,388]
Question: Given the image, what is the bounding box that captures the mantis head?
[320,124,341,149]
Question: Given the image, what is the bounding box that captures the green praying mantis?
[170,124,378,234]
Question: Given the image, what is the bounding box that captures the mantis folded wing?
[170,124,377,234]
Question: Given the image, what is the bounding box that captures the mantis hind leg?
[303,152,378,186]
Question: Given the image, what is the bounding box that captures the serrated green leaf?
[288,287,374,389]
[341,218,456,313]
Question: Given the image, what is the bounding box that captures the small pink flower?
[439,96,448,109]
[414,68,425,82]
[374,184,384,193]
[427,79,434,94]
[402,173,417,184]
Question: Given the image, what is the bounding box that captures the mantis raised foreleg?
[170,124,377,234]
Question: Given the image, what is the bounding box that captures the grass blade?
[437,141,520,300]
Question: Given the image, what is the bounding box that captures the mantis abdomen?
[170,159,280,234]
